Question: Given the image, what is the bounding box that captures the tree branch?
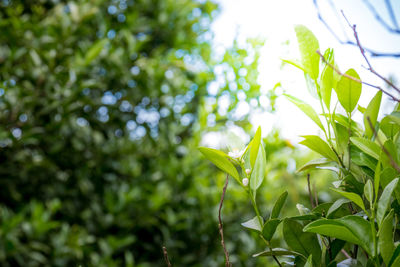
[163,246,172,267]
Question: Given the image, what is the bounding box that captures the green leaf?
[283,218,321,266]
[335,68,362,113]
[388,245,400,267]
[271,191,288,219]
[284,94,325,132]
[300,135,337,162]
[304,255,313,267]
[350,137,381,160]
[312,202,333,214]
[378,210,395,266]
[250,127,261,168]
[364,179,373,205]
[377,178,399,226]
[331,188,366,213]
[241,216,263,232]
[290,214,321,221]
[333,121,350,154]
[364,91,382,138]
[294,25,320,80]
[250,145,266,190]
[381,115,400,139]
[327,198,350,218]
[304,215,374,255]
[297,158,334,172]
[198,147,240,182]
[262,219,281,241]
[327,239,346,265]
[253,248,304,258]
[387,111,400,126]
[281,58,306,72]
[321,60,333,109]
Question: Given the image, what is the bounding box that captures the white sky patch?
[212,0,400,142]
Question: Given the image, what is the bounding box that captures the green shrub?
[201,25,400,266]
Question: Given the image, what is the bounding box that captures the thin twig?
[316,50,400,102]
[367,117,400,172]
[341,249,352,259]
[163,246,172,267]
[312,0,400,57]
[219,174,231,267]
[341,10,400,95]
[307,174,315,209]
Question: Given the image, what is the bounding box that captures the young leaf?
[284,94,325,132]
[304,215,374,255]
[378,210,395,266]
[262,218,281,241]
[270,191,288,219]
[241,216,263,232]
[250,127,261,168]
[283,219,322,266]
[300,135,338,162]
[331,188,366,213]
[295,25,320,80]
[253,248,304,258]
[364,90,382,139]
[198,147,240,182]
[350,137,381,160]
[377,178,399,226]
[364,179,373,205]
[335,68,362,113]
[250,145,266,190]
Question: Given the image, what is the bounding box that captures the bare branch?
[163,246,172,267]
[316,50,400,102]
[218,174,231,267]
[313,0,400,58]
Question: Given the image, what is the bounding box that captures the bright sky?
[211,0,400,143]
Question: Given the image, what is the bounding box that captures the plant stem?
[259,235,282,267]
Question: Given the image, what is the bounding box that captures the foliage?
[0,0,272,266]
[201,25,400,266]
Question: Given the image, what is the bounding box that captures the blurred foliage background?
[0,0,333,266]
